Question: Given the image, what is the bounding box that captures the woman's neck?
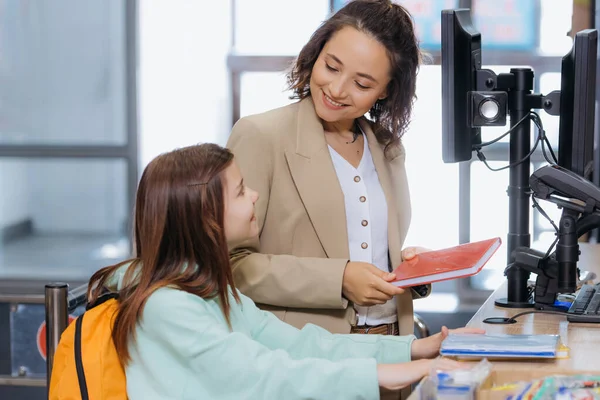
[321,118,355,134]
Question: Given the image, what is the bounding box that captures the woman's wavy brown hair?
[87,143,240,365]
[287,0,422,158]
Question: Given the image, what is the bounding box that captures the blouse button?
[359,196,366,203]
[354,176,361,183]
[361,220,368,227]
[361,242,368,249]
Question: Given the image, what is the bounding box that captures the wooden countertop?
[408,243,600,399]
[465,242,600,371]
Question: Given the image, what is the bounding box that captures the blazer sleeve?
[238,293,415,364]
[227,117,349,309]
[142,289,380,400]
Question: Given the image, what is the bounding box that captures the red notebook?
[391,237,502,287]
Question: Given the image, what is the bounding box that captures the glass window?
[404,66,459,251]
[469,161,522,291]
[138,0,232,162]
[332,1,458,50]
[539,0,574,55]
[472,0,537,51]
[0,1,128,145]
[469,160,511,291]
[538,72,562,150]
[233,0,330,55]
[240,72,295,118]
[0,158,130,282]
[405,66,461,301]
[472,0,574,54]
[468,157,561,291]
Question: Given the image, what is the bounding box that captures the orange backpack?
[49,293,127,400]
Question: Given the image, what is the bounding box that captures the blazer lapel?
[284,98,349,260]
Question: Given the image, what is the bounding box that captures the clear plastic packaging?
[419,358,492,400]
[440,333,560,359]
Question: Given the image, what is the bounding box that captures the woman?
[86,143,481,399]
[227,0,427,341]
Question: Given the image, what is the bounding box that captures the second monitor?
[558,29,598,179]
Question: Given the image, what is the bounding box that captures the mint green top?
[110,267,415,399]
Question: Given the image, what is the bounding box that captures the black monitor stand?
[479,68,561,308]
[497,208,581,310]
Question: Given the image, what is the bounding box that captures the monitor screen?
[558,29,598,179]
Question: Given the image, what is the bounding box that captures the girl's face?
[223,161,259,248]
[309,26,391,126]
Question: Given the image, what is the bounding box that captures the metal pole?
[458,161,471,245]
[125,0,139,239]
[413,313,430,338]
[495,68,535,308]
[45,283,68,389]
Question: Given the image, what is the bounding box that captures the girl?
[87,143,482,399]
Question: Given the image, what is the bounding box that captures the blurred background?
[0,1,595,398]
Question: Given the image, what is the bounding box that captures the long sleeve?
[227,117,349,309]
[136,288,381,400]
[239,293,415,364]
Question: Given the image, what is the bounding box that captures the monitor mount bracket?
[468,67,562,308]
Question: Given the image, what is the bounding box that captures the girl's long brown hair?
[87,143,240,365]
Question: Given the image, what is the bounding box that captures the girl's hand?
[411,326,486,359]
[377,357,469,390]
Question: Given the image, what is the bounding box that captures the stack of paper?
[440,333,560,359]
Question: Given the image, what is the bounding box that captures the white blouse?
[327,133,397,326]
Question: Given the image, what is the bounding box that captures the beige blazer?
[227,97,424,336]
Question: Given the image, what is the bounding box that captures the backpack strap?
[86,291,119,310]
[74,314,89,400]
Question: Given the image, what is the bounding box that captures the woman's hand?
[377,358,468,391]
[411,326,486,360]
[342,262,405,306]
[401,246,431,260]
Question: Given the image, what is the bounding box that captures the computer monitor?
[441,8,599,307]
[558,29,598,180]
[441,9,482,163]
[555,30,598,295]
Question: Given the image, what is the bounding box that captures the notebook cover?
[391,237,502,287]
[440,333,560,359]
